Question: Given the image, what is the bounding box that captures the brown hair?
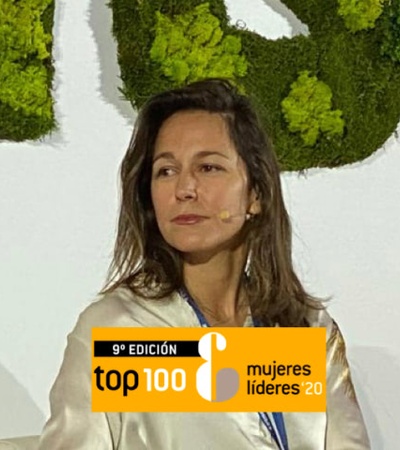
[102,78,322,326]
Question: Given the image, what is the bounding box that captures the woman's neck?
[182,247,249,326]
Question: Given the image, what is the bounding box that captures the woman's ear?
[248,189,261,216]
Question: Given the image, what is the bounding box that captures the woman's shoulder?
[68,287,141,343]
[77,285,140,321]
[305,305,335,341]
[69,286,194,344]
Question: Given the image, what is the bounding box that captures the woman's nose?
[175,171,198,201]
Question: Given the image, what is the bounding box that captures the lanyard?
[178,287,289,450]
[259,412,289,450]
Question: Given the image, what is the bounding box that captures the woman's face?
[151,110,258,258]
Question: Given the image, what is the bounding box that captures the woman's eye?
[200,164,223,173]
[155,167,176,177]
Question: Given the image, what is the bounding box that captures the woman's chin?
[173,241,240,264]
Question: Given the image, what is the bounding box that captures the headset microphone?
[218,210,252,222]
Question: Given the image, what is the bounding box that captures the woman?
[38,79,370,449]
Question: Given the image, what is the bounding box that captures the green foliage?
[281,72,344,146]
[110,0,400,170]
[0,62,52,120]
[149,3,247,85]
[0,0,55,140]
[380,0,400,62]
[338,0,384,32]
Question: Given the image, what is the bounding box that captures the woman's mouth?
[171,214,207,225]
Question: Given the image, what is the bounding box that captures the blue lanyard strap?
[179,287,209,327]
[259,412,289,450]
[178,287,289,450]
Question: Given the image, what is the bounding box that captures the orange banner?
[92,327,326,412]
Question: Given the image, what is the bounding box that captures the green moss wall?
[109,0,400,171]
[0,0,56,141]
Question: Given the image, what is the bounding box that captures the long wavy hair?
[102,78,322,326]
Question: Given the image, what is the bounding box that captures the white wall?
[0,0,398,447]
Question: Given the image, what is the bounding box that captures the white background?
[0,0,399,448]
